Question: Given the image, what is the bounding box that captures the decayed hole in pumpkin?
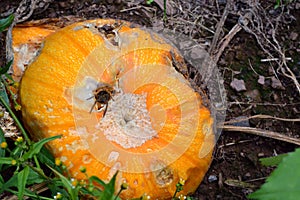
[155,167,174,186]
[95,89,158,149]
[150,161,174,186]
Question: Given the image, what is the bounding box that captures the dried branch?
[238,1,300,95]
[223,114,300,124]
[219,125,300,146]
[209,0,231,55]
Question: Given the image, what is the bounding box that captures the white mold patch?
[66,140,85,154]
[108,151,120,163]
[60,156,68,162]
[58,147,63,152]
[96,90,157,149]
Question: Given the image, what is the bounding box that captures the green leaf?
[0,157,14,165]
[49,166,79,200]
[37,146,62,173]
[100,171,118,200]
[0,173,17,193]
[22,135,61,160]
[259,153,288,166]
[0,60,13,74]
[47,179,69,197]
[0,174,4,188]
[89,175,106,187]
[80,187,102,197]
[0,15,14,32]
[18,166,30,199]
[36,146,54,165]
[6,188,44,199]
[248,148,300,200]
[0,166,44,192]
[0,127,6,170]
[146,0,154,5]
[26,167,45,185]
[0,81,9,106]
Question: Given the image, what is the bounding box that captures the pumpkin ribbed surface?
[17,19,215,199]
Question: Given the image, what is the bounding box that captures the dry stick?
[261,57,292,62]
[204,2,252,84]
[223,114,300,124]
[209,0,231,55]
[206,4,300,145]
[204,0,232,84]
[175,18,215,34]
[239,3,300,95]
[228,101,300,106]
[219,125,300,146]
[214,24,241,64]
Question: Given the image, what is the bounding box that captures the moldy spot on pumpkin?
[150,160,174,186]
[155,167,174,186]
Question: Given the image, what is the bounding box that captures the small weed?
[146,0,154,5]
[274,0,295,9]
[248,148,300,200]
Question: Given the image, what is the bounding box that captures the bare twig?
[261,57,292,62]
[120,6,142,12]
[228,101,300,106]
[218,139,253,148]
[239,2,300,95]
[219,125,300,146]
[248,59,260,76]
[209,0,231,55]
[223,114,300,125]
[173,18,215,34]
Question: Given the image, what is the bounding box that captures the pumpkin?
[14,19,215,199]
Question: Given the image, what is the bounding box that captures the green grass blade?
[37,146,62,173]
[89,175,106,187]
[0,157,14,165]
[259,153,288,166]
[248,148,300,200]
[7,187,54,200]
[100,171,118,200]
[163,0,167,20]
[0,80,9,106]
[22,135,61,160]
[0,126,6,170]
[17,166,30,199]
[0,14,14,32]
[26,167,45,185]
[48,165,78,200]
[0,173,17,193]
[0,60,13,74]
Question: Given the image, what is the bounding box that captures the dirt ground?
[0,0,299,199]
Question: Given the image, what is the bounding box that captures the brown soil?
[0,0,299,199]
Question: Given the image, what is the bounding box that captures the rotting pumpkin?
[13,19,215,199]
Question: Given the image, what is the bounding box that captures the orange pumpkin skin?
[18,19,215,199]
